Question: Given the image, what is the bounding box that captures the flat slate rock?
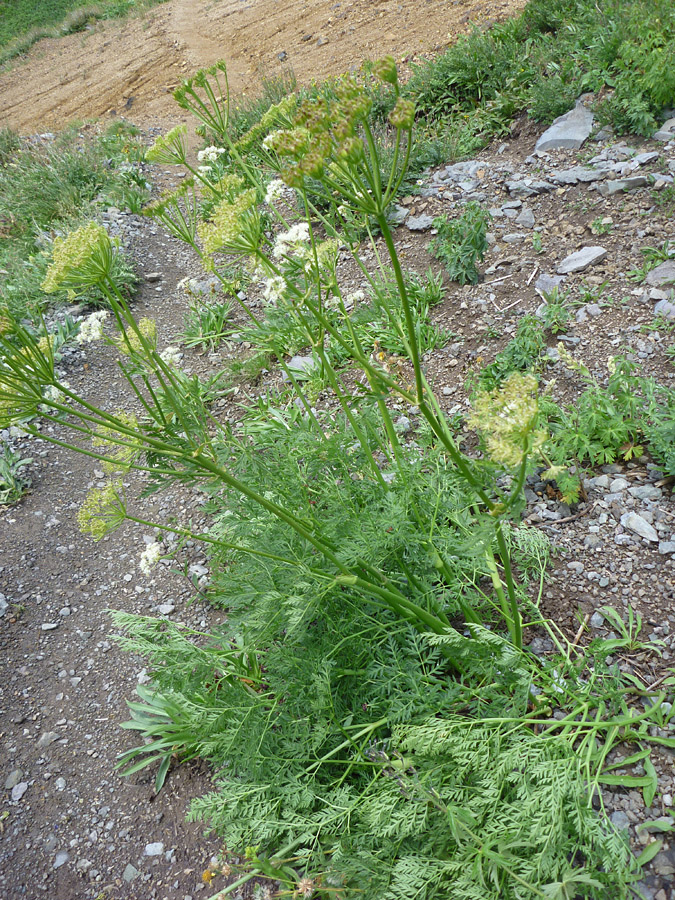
[535,101,594,151]
[597,175,649,196]
[551,166,604,185]
[406,214,435,231]
[506,179,555,198]
[646,260,675,287]
[557,246,607,274]
[654,117,675,142]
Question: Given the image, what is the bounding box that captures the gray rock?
[123,863,140,883]
[406,214,435,231]
[557,246,607,274]
[36,732,60,750]
[598,176,649,196]
[633,151,660,166]
[144,841,164,857]
[629,484,662,501]
[652,848,675,876]
[590,612,605,628]
[654,118,675,142]
[442,160,486,181]
[503,233,525,243]
[646,261,675,288]
[610,810,630,830]
[654,298,675,320]
[157,603,175,616]
[11,782,28,801]
[515,207,535,228]
[387,204,409,226]
[535,101,595,151]
[551,166,603,185]
[506,179,555,198]
[145,272,162,283]
[286,355,317,377]
[5,770,22,790]
[620,512,658,542]
[53,851,69,869]
[55,777,66,791]
[658,541,675,555]
[0,594,7,618]
[535,273,565,297]
[41,623,59,631]
[394,416,411,433]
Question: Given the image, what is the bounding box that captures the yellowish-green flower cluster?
[41,223,112,294]
[234,95,298,154]
[0,309,12,335]
[198,189,258,254]
[145,125,188,165]
[372,55,398,85]
[92,411,140,473]
[388,97,415,130]
[469,373,546,469]
[117,317,157,356]
[556,342,591,379]
[77,479,126,540]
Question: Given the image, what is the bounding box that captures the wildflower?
[159,346,183,368]
[41,383,68,405]
[388,97,415,130]
[139,541,162,576]
[197,165,213,177]
[343,289,365,310]
[77,479,126,540]
[197,146,226,163]
[263,276,287,304]
[198,189,258,254]
[117,317,157,356]
[145,125,188,165]
[372,55,398,85]
[41,223,113,294]
[76,310,108,344]
[264,178,287,205]
[468,372,546,469]
[272,222,310,259]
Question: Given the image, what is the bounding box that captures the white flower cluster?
[139,541,162,576]
[198,165,213,177]
[343,289,365,310]
[76,310,108,344]
[40,381,70,411]
[159,346,183,368]
[263,276,287,304]
[197,146,226,163]
[264,179,287,206]
[272,222,310,259]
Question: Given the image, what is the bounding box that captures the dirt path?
[0,0,526,134]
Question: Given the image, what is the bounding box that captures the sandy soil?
[0,0,527,135]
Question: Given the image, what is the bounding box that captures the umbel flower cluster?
[469,372,547,468]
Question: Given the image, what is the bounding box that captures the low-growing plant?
[0,442,32,505]
[473,314,547,392]
[538,288,571,335]
[182,297,233,352]
[429,202,490,285]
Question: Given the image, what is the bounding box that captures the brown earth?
[0,0,527,135]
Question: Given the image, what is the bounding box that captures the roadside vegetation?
[1,0,675,895]
[0,0,168,65]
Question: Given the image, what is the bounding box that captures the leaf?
[635,839,663,867]
[642,757,658,808]
[597,773,656,788]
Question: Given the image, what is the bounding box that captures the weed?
[182,298,233,352]
[429,203,490,285]
[590,217,614,235]
[531,230,544,254]
[474,314,547,391]
[538,288,571,335]
[0,442,32,505]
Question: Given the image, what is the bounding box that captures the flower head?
[372,55,398,85]
[77,479,126,540]
[41,223,113,294]
[272,222,310,259]
[76,310,108,344]
[117,317,157,356]
[469,373,546,469]
[263,276,287,304]
[264,178,287,205]
[145,125,188,165]
[198,189,259,254]
[388,97,415,130]
[159,346,183,368]
[92,410,140,473]
[197,146,226,163]
[139,541,162,576]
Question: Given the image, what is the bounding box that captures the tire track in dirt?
[0,0,526,134]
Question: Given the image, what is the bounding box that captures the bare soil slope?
[0,0,526,134]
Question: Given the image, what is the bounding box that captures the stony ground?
[2,7,675,900]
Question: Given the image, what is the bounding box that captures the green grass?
[0,121,147,318]
[0,0,169,64]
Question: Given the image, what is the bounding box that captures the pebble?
[557,246,607,274]
[620,512,658,543]
[405,214,435,231]
[144,841,164,857]
[5,770,23,790]
[11,782,28,801]
[53,851,70,869]
[590,612,605,628]
[123,863,140,882]
[36,731,60,750]
[41,622,59,631]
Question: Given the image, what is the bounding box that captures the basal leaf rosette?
[469,373,546,469]
[41,222,114,295]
